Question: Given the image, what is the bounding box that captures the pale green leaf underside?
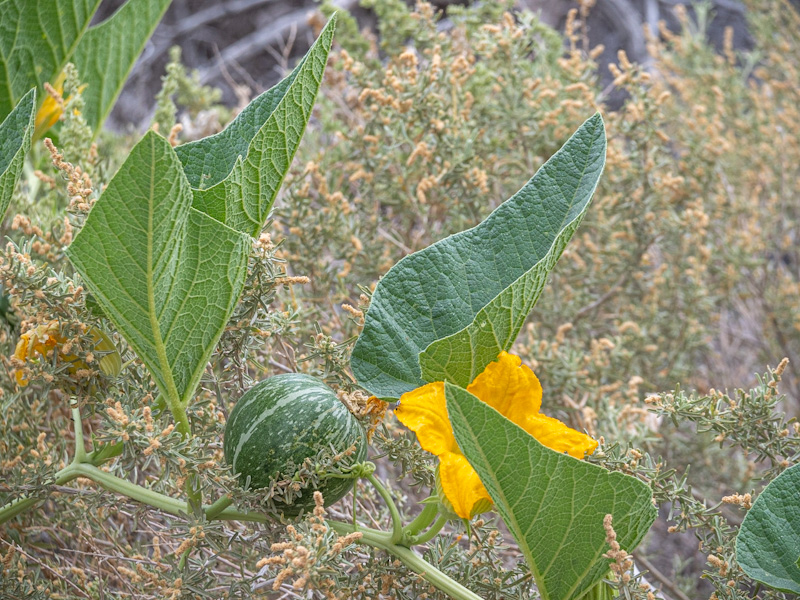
[445,383,656,600]
[736,463,800,594]
[352,114,606,399]
[0,0,101,120]
[71,0,172,134]
[0,87,34,221]
[67,131,249,406]
[176,15,336,237]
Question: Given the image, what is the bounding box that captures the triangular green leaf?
[175,59,305,190]
[736,463,800,594]
[0,87,35,221]
[0,0,102,120]
[175,15,336,236]
[71,0,173,134]
[66,131,250,407]
[445,382,656,600]
[352,114,606,399]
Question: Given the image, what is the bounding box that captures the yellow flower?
[395,351,598,519]
[12,321,121,387]
[34,73,66,140]
[34,73,87,140]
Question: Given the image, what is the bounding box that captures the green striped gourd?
[223,373,367,514]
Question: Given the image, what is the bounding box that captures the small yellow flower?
[13,322,61,386]
[12,321,121,387]
[395,351,598,519]
[34,73,66,140]
[34,73,86,140]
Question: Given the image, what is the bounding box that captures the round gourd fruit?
[223,373,367,514]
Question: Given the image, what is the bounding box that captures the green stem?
[144,215,198,510]
[403,502,438,538]
[0,496,46,524]
[204,494,233,520]
[327,521,483,600]
[366,472,404,545]
[0,461,87,526]
[409,514,447,546]
[0,438,122,526]
[352,480,358,530]
[0,462,189,526]
[67,463,189,515]
[70,405,87,464]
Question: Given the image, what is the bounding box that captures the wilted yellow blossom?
[13,321,121,387]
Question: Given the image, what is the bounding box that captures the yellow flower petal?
[523,412,598,459]
[439,451,492,520]
[34,96,62,139]
[13,333,31,386]
[395,382,455,456]
[466,351,542,425]
[395,351,598,520]
[34,73,66,140]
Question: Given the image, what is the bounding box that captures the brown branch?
[198,0,359,85]
[634,550,693,600]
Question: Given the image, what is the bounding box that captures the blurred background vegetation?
[2,0,800,598]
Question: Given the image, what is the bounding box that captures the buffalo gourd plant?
[0,10,660,600]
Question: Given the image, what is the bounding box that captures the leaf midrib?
[449,385,613,600]
[145,134,183,411]
[446,386,550,600]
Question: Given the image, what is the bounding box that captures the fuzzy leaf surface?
[174,59,303,190]
[352,114,606,399]
[0,0,101,119]
[71,0,172,134]
[445,382,656,600]
[736,463,800,594]
[0,87,34,220]
[176,15,336,236]
[67,131,249,406]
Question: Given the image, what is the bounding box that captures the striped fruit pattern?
[223,373,367,514]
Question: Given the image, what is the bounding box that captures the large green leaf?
[174,58,305,190]
[736,464,800,594]
[445,383,656,600]
[175,15,336,236]
[0,87,34,220]
[0,0,101,120]
[71,0,172,134]
[66,131,249,407]
[352,114,606,399]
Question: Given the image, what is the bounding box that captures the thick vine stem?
[409,514,447,546]
[70,404,87,464]
[0,458,189,526]
[158,393,201,509]
[204,494,233,520]
[403,502,438,538]
[365,472,404,545]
